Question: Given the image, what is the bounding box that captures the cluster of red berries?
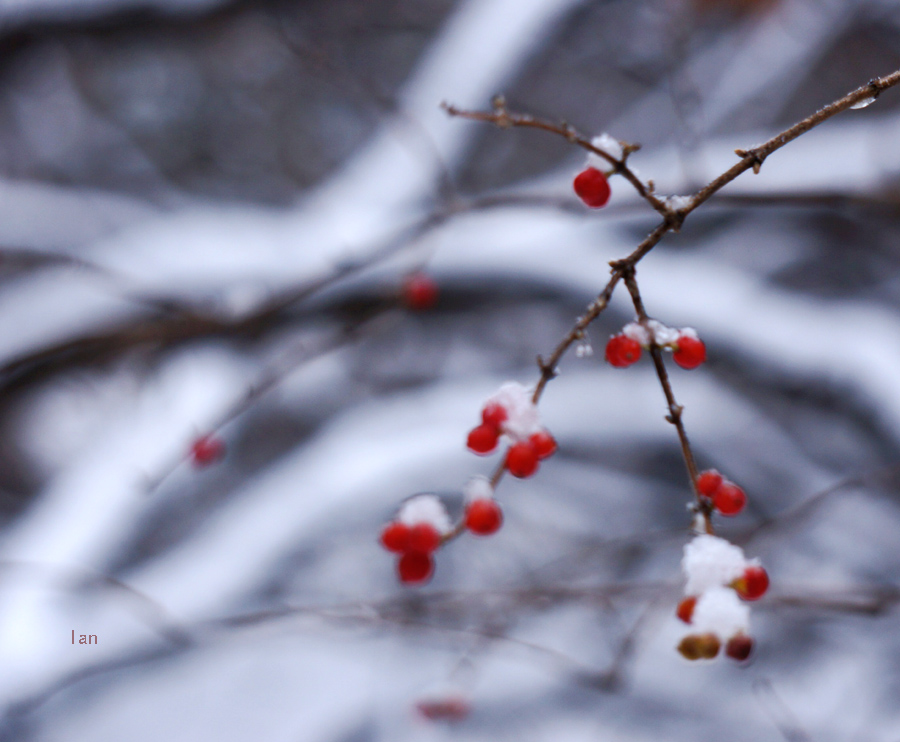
[402,272,439,311]
[380,517,443,584]
[696,469,746,516]
[466,400,557,479]
[573,167,611,208]
[605,325,707,370]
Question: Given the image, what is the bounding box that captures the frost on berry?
[605,335,642,367]
[398,552,434,583]
[482,382,541,440]
[398,494,452,536]
[191,436,225,467]
[682,534,749,595]
[467,423,499,455]
[402,272,439,311]
[573,167,611,208]
[506,440,539,478]
[733,564,769,601]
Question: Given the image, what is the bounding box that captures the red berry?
[415,696,470,723]
[403,272,439,311]
[713,481,747,516]
[573,167,611,208]
[407,523,442,554]
[696,469,723,497]
[673,335,707,369]
[725,633,754,661]
[733,565,769,601]
[676,596,697,624]
[529,430,557,459]
[677,633,720,660]
[398,552,434,583]
[506,440,539,478]
[481,402,508,429]
[605,335,642,367]
[191,436,225,467]
[467,423,499,454]
[380,521,411,553]
[465,499,503,535]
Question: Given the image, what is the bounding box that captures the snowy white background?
[0,0,900,740]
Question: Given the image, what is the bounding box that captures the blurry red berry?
[676,596,697,624]
[696,469,723,497]
[506,440,539,478]
[605,334,642,367]
[529,430,557,460]
[415,696,470,723]
[725,633,754,661]
[733,565,769,601]
[380,521,411,553]
[713,482,747,516]
[467,424,499,454]
[481,402,508,429]
[465,499,503,535]
[191,436,225,467]
[403,272,439,311]
[407,523,442,554]
[573,167,611,208]
[398,552,434,583]
[673,335,707,369]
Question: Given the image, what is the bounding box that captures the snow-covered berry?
[403,272,439,311]
[673,334,707,369]
[481,382,541,441]
[506,440,539,478]
[398,552,434,583]
[713,481,747,516]
[682,534,749,595]
[573,167,611,208]
[481,402,508,429]
[191,436,225,467]
[725,633,754,661]
[467,423,499,455]
[733,565,769,601]
[465,499,503,535]
[605,334,642,367]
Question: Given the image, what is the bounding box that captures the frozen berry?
[605,334,642,367]
[407,523,442,554]
[573,167,611,208]
[380,521,411,553]
[506,440,539,478]
[398,552,434,583]
[677,633,720,661]
[465,499,503,535]
[673,335,707,369]
[403,272,439,311]
[676,596,697,624]
[696,469,723,497]
[467,424,499,455]
[191,436,225,467]
[529,430,557,460]
[481,402,508,429]
[713,482,747,516]
[725,633,754,661]
[733,565,769,601]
